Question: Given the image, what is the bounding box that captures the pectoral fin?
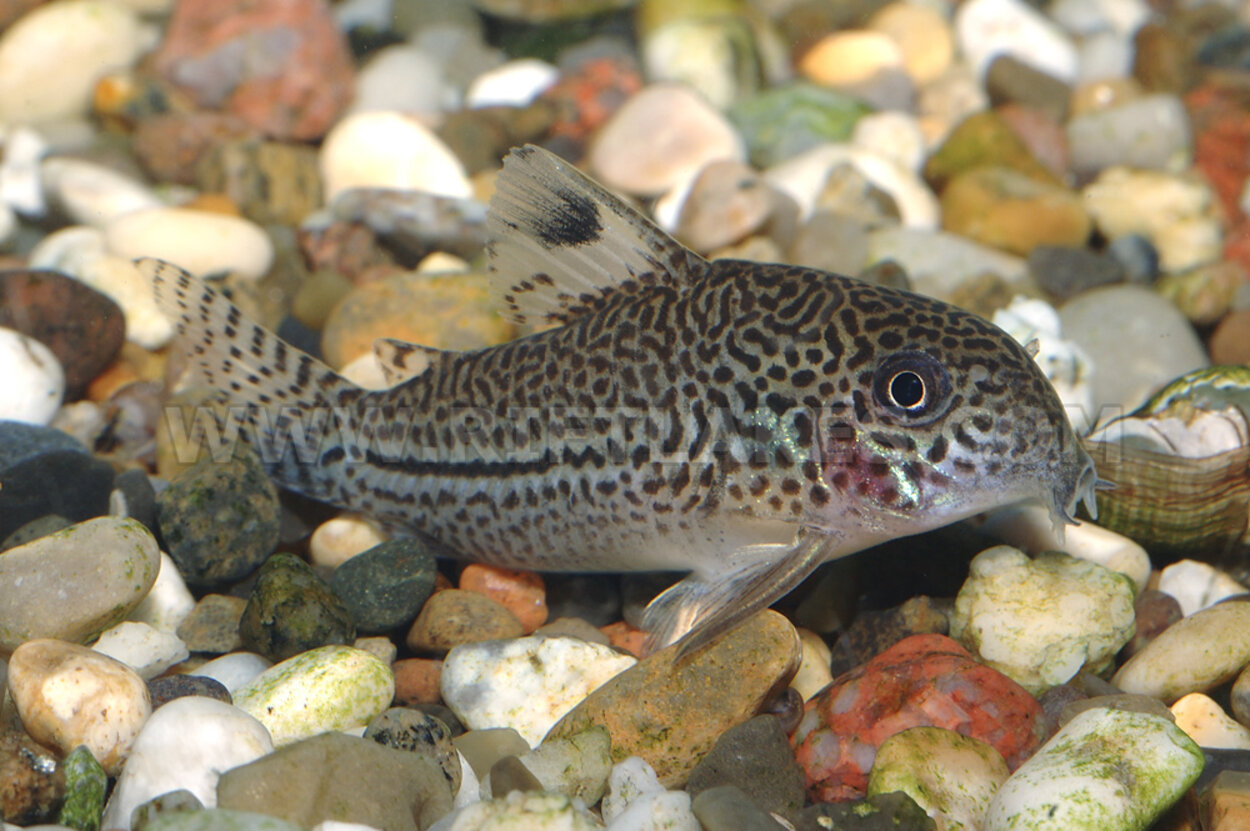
[641,530,840,660]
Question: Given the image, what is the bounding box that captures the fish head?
[812,284,1098,538]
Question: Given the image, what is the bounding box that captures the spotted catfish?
[147,144,1099,655]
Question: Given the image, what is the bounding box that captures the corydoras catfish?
[148,144,1099,655]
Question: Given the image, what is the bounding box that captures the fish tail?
[146,258,360,502]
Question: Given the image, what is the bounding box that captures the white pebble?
[602,757,667,823]
[194,651,273,694]
[1113,601,1250,701]
[92,620,189,681]
[606,790,700,831]
[792,628,833,702]
[1171,692,1250,750]
[0,125,49,216]
[41,157,162,227]
[992,296,1095,432]
[340,352,394,390]
[466,59,558,108]
[351,45,455,117]
[101,696,273,831]
[955,0,1079,83]
[309,514,388,569]
[105,207,274,280]
[1077,31,1134,84]
[1157,560,1248,618]
[320,111,473,203]
[851,112,928,173]
[441,635,636,747]
[0,327,64,426]
[1068,95,1192,178]
[127,550,196,634]
[0,0,154,124]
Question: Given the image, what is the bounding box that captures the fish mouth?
[1049,448,1101,527]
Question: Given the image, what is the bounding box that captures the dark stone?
[985,55,1071,122]
[176,594,247,654]
[1107,233,1160,284]
[330,538,438,633]
[1028,245,1125,303]
[1123,589,1183,659]
[155,445,280,589]
[239,552,355,661]
[0,514,72,551]
[828,595,950,677]
[364,707,460,795]
[111,468,159,538]
[544,572,621,627]
[0,270,125,398]
[691,785,788,831]
[414,703,465,737]
[489,755,543,797]
[764,687,805,735]
[147,674,232,709]
[795,791,937,831]
[687,715,807,820]
[0,422,115,542]
[0,731,65,825]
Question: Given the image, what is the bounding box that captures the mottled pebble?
[100,696,272,830]
[195,140,323,227]
[951,547,1136,695]
[217,732,453,831]
[146,674,231,708]
[8,638,151,775]
[0,516,159,652]
[795,790,936,831]
[441,634,634,746]
[0,730,65,826]
[984,707,1202,830]
[727,83,868,169]
[547,610,800,787]
[57,744,106,831]
[364,707,461,796]
[406,589,525,654]
[1155,260,1245,326]
[308,514,387,569]
[0,422,114,541]
[176,594,247,654]
[143,808,303,831]
[922,110,1060,192]
[92,621,189,681]
[233,644,394,746]
[105,207,274,281]
[458,564,547,634]
[1115,599,1250,702]
[239,552,355,662]
[686,715,805,819]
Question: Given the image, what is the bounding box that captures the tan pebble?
[940,166,1090,256]
[793,628,834,701]
[534,617,610,646]
[354,635,397,665]
[867,2,954,84]
[8,638,151,775]
[1113,601,1250,702]
[459,564,548,634]
[309,514,387,569]
[393,657,444,706]
[549,610,800,787]
[406,589,524,654]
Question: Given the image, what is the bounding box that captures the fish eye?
[872,352,952,422]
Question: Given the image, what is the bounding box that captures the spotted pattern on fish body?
[148,144,1098,655]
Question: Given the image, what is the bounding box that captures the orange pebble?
[392,658,443,706]
[600,621,647,658]
[182,192,242,216]
[459,563,548,633]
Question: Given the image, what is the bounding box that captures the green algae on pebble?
[232,644,394,747]
[57,745,107,831]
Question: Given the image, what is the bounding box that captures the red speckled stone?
[540,54,642,159]
[791,633,1043,803]
[152,0,353,141]
[1187,83,1250,223]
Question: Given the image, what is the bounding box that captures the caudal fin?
[145,258,361,502]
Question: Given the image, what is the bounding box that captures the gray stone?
[691,785,787,830]
[239,552,355,662]
[176,594,247,654]
[1028,245,1124,303]
[686,716,806,819]
[0,421,114,541]
[489,755,543,797]
[329,537,437,633]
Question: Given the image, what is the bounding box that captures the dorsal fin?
[371,338,454,386]
[486,144,707,326]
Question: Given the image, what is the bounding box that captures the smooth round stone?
[105,207,274,280]
[1171,693,1250,750]
[193,651,272,694]
[1068,94,1191,178]
[239,552,355,662]
[952,548,1135,696]
[690,784,789,831]
[128,551,196,635]
[155,449,281,590]
[441,634,635,747]
[671,160,789,254]
[0,327,63,425]
[41,157,162,227]
[434,791,598,831]
[320,111,472,203]
[100,696,272,831]
[458,564,548,635]
[406,589,525,654]
[147,674,231,708]
[984,707,1202,830]
[509,725,612,805]
[1027,245,1125,303]
[867,2,953,85]
[349,45,452,117]
[92,621,189,681]
[940,166,1090,257]
[1211,309,1250,365]
[868,727,1009,831]
[176,594,247,654]
[466,58,558,108]
[588,84,745,198]
[640,16,766,111]
[393,657,444,707]
[985,55,1071,122]
[8,638,151,775]
[1082,167,1220,273]
[1158,560,1248,617]
[233,644,394,747]
[1058,284,1208,414]
[330,538,438,634]
[1124,590,1183,659]
[0,423,114,542]
[865,227,1030,305]
[548,610,800,788]
[955,0,1078,83]
[1113,601,1250,702]
[0,516,160,652]
[28,229,173,349]
[0,0,151,123]
[1233,664,1250,727]
[686,715,806,819]
[1077,30,1135,84]
[0,269,126,398]
[308,514,388,569]
[799,30,913,111]
[57,744,107,831]
[1155,260,1243,326]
